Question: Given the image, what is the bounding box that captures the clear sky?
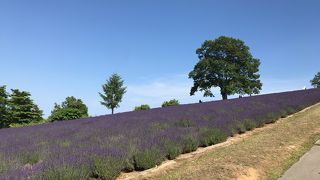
[0,0,319,117]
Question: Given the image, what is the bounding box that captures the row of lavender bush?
[0,88,320,179]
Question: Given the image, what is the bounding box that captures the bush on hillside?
[133,148,164,170]
[91,156,124,180]
[162,99,180,107]
[182,136,199,153]
[163,140,183,160]
[134,104,150,111]
[199,128,227,147]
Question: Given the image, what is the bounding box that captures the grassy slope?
[119,103,320,180]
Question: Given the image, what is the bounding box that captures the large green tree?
[0,86,9,128]
[8,89,43,124]
[99,73,126,114]
[310,72,320,88]
[49,96,88,121]
[189,36,262,100]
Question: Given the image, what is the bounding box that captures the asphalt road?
[279,140,320,180]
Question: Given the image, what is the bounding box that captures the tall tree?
[0,86,9,128]
[8,89,43,124]
[99,73,126,114]
[310,72,320,88]
[49,96,88,121]
[189,36,262,100]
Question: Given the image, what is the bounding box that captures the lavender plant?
[0,88,320,179]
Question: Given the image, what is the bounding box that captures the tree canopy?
[8,89,43,124]
[310,72,320,88]
[134,104,150,110]
[49,96,88,121]
[189,36,262,100]
[99,73,126,114]
[162,99,180,107]
[0,86,9,128]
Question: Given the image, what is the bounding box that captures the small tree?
[134,104,150,111]
[310,72,320,88]
[49,96,88,121]
[0,86,9,128]
[189,36,262,100]
[8,89,43,124]
[162,99,180,107]
[99,73,126,114]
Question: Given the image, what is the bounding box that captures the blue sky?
[0,0,319,117]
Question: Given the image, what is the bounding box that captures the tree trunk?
[111,108,114,114]
[221,92,228,100]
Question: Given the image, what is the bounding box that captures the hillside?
[1,88,320,179]
[120,102,320,180]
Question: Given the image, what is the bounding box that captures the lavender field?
[1,89,320,179]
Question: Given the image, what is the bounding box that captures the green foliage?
[189,36,262,100]
[286,107,296,115]
[150,122,170,131]
[8,89,43,125]
[49,96,88,121]
[9,119,49,128]
[43,165,90,180]
[255,117,266,128]
[91,157,124,180]
[134,104,150,110]
[20,152,41,165]
[174,119,194,128]
[0,86,9,128]
[163,140,183,160]
[162,99,180,107]
[235,121,246,134]
[49,108,83,121]
[310,72,320,88]
[280,110,288,118]
[265,112,278,123]
[123,143,139,172]
[243,119,257,131]
[182,136,199,153]
[0,156,8,174]
[199,128,227,147]
[99,73,126,114]
[134,148,163,170]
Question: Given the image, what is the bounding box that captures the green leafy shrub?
[123,143,139,172]
[235,121,246,134]
[286,107,296,115]
[162,99,180,107]
[44,165,90,180]
[174,119,194,128]
[91,157,124,180]
[265,112,278,124]
[49,108,83,122]
[20,152,41,165]
[254,116,266,128]
[49,96,88,121]
[243,119,257,131]
[134,104,150,111]
[0,158,8,174]
[150,122,170,131]
[9,119,49,128]
[199,128,227,147]
[230,127,238,136]
[134,148,164,170]
[280,110,288,118]
[182,136,199,153]
[164,140,183,160]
